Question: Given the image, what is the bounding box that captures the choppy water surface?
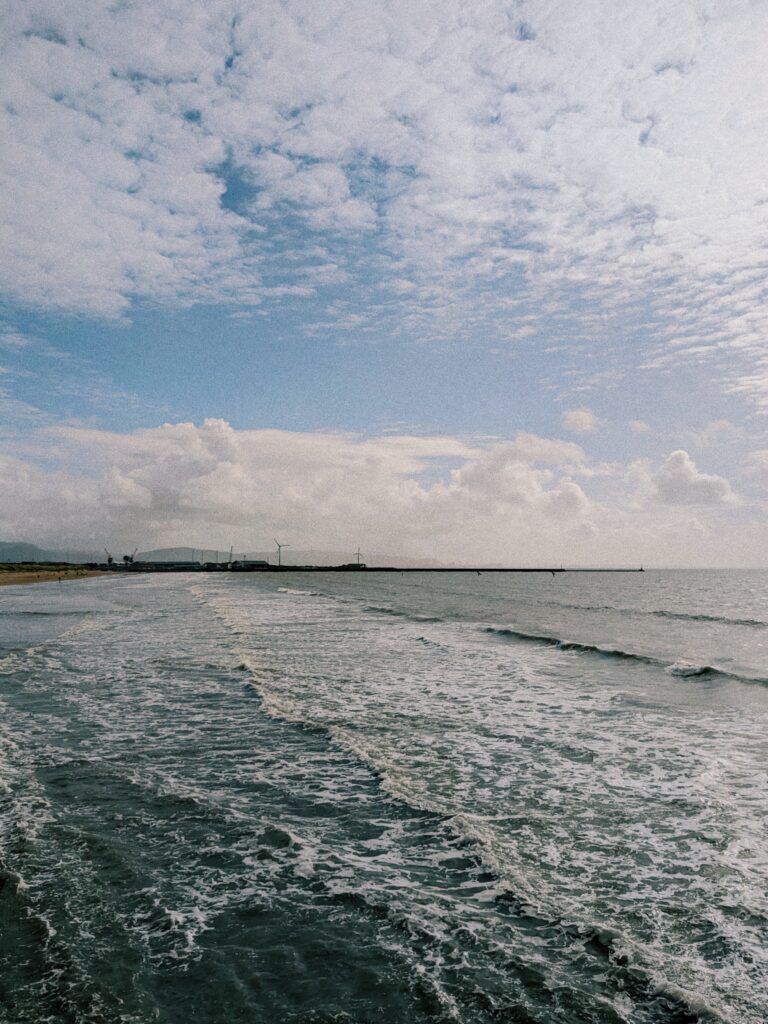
[1,570,766,1023]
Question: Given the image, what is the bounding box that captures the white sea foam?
[1,570,766,1023]
[197,572,768,1024]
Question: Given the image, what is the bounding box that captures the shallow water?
[1,570,766,1023]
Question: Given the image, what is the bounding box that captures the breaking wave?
[542,600,766,628]
[483,626,767,686]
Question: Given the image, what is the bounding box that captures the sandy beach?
[0,567,115,587]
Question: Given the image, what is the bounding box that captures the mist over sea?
[1,570,766,1023]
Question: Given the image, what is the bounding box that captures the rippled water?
[1,570,766,1023]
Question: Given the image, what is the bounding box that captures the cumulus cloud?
[0,421,598,561]
[1,421,764,566]
[629,420,651,434]
[562,408,601,434]
[1,0,768,404]
[653,450,737,506]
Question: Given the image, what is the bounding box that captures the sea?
[0,569,766,1024]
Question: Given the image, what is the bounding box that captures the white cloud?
[562,408,601,434]
[652,449,737,507]
[3,421,594,560]
[1,420,765,566]
[629,420,651,434]
[1,0,768,407]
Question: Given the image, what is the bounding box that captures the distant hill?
[0,542,52,562]
[0,541,104,563]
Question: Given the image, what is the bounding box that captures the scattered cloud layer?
[2,4,767,565]
[1,420,763,567]
[2,1,768,405]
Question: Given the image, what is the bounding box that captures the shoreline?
[0,568,117,587]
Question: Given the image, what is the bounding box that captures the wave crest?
[483,627,767,686]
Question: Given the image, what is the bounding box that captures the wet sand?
[0,568,115,587]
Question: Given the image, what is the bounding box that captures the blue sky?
[1,0,767,565]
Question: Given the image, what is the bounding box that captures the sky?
[1,0,768,566]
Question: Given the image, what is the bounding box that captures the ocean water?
[0,570,766,1024]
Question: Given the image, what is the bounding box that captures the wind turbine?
[355,547,363,567]
[274,539,290,567]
